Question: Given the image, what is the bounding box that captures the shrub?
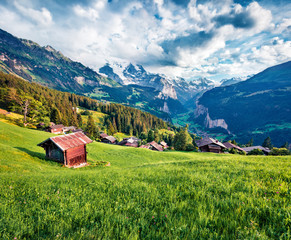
[239,151,246,155]
[229,148,238,154]
[185,143,195,151]
[81,110,92,116]
[247,148,264,155]
[269,147,290,156]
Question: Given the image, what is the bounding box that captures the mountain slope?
[0,29,117,93]
[0,28,181,119]
[196,61,291,145]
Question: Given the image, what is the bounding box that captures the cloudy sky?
[0,0,290,81]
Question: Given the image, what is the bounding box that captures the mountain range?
[196,61,291,146]
[0,27,290,145]
[0,28,217,120]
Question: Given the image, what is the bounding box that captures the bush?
[229,148,238,154]
[239,151,246,155]
[185,143,195,151]
[81,110,92,116]
[247,149,264,155]
[269,148,290,156]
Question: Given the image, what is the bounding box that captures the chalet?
[148,141,164,151]
[100,133,109,140]
[242,146,270,155]
[160,141,168,149]
[196,137,226,153]
[48,124,64,134]
[101,136,117,144]
[118,137,140,147]
[37,132,92,167]
[223,142,245,152]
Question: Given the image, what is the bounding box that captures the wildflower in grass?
[152,216,154,218]
[165,215,167,218]
[126,217,128,219]
[276,192,279,194]
[264,193,267,195]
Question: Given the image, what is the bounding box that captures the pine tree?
[173,126,193,151]
[154,129,159,142]
[86,115,98,139]
[247,138,254,147]
[107,121,116,136]
[281,142,289,149]
[147,130,154,142]
[50,108,62,124]
[262,136,273,149]
[77,113,83,128]
[168,134,174,147]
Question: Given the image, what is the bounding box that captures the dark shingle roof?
[242,146,270,153]
[196,137,226,148]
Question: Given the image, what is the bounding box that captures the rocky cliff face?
[195,104,230,133]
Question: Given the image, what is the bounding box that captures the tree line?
[0,72,169,137]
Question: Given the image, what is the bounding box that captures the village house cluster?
[37,124,273,168]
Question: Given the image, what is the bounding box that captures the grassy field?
[0,120,290,239]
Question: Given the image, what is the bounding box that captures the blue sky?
[0,0,290,81]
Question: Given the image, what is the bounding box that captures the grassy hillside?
[0,120,290,239]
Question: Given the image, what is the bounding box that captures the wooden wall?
[66,145,86,167]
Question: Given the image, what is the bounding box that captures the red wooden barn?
[38,132,92,167]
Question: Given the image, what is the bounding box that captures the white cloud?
[0,0,290,81]
[14,1,53,26]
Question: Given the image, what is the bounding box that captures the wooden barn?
[101,136,117,144]
[148,141,164,151]
[48,124,64,134]
[38,132,92,167]
[118,137,140,147]
[196,137,226,153]
[242,146,271,155]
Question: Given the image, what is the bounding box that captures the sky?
[0,0,290,81]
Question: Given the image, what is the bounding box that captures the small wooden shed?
[38,132,92,167]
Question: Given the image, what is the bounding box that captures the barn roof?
[50,124,64,130]
[38,132,92,151]
[148,141,164,151]
[104,136,117,143]
[242,146,270,153]
[100,133,109,139]
[223,142,244,151]
[160,141,168,147]
[196,137,226,149]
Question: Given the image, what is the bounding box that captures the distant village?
[35,121,290,168]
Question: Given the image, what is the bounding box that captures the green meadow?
[0,120,290,239]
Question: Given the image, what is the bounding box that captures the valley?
[0,120,290,239]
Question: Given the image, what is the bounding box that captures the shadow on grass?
[15,147,46,160]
